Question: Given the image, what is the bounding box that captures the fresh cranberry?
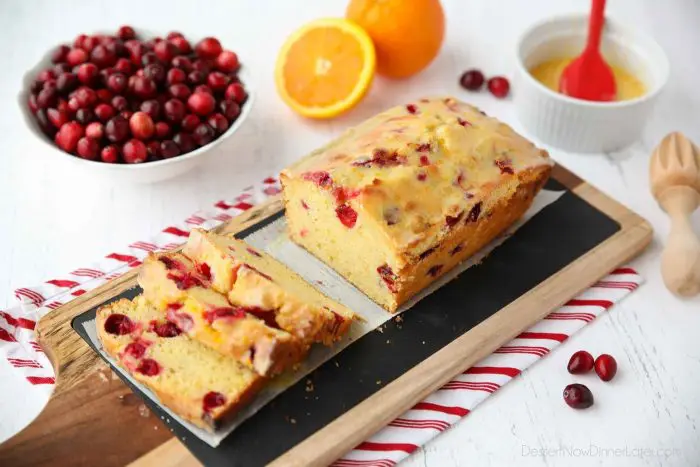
[166,31,184,40]
[117,25,136,41]
[105,40,127,59]
[563,383,594,409]
[76,137,99,160]
[47,108,69,129]
[155,121,171,139]
[124,342,147,359]
[163,98,186,123]
[27,95,38,113]
[30,80,43,95]
[487,76,510,98]
[206,71,229,92]
[85,121,104,140]
[207,113,229,135]
[56,99,70,114]
[594,354,617,382]
[54,63,72,75]
[81,36,100,53]
[106,72,128,93]
[459,69,485,91]
[169,36,191,55]
[122,139,147,163]
[34,109,54,137]
[171,56,192,72]
[94,103,115,122]
[140,51,160,67]
[567,350,594,374]
[202,391,226,413]
[128,43,146,66]
[146,140,161,160]
[101,144,120,163]
[336,204,358,228]
[121,110,134,120]
[181,114,200,132]
[139,99,160,120]
[105,115,130,143]
[173,132,196,153]
[103,313,134,335]
[216,50,239,73]
[90,44,117,68]
[72,86,97,108]
[114,57,132,74]
[160,140,181,159]
[37,68,56,83]
[136,358,161,376]
[73,34,88,49]
[131,76,156,99]
[153,40,177,63]
[193,58,213,74]
[193,123,214,146]
[55,73,79,95]
[96,89,113,103]
[67,97,80,112]
[36,87,58,109]
[194,84,213,95]
[129,112,155,140]
[51,45,70,64]
[169,83,191,100]
[187,70,205,85]
[224,83,246,103]
[143,63,166,84]
[166,68,186,85]
[152,321,181,337]
[219,100,240,121]
[111,95,129,112]
[195,37,222,59]
[75,108,94,124]
[187,92,215,116]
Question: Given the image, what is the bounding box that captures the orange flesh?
[283,28,365,107]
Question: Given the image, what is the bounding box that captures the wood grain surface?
[0,167,652,467]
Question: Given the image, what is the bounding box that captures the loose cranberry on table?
[459,69,485,91]
[563,383,594,409]
[487,76,510,98]
[567,350,594,374]
[27,26,248,164]
[594,354,617,381]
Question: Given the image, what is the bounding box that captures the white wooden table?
[1,0,699,465]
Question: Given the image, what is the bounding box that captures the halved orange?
[275,18,376,119]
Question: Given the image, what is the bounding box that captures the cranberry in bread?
[183,229,356,345]
[280,97,553,311]
[138,252,306,376]
[96,296,263,431]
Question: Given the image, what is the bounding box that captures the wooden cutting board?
[0,165,652,467]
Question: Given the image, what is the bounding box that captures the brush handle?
[659,186,700,297]
[586,0,607,52]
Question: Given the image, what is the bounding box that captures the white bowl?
[18,34,254,184]
[513,14,669,153]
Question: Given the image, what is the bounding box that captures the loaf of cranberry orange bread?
[138,252,306,376]
[280,97,553,312]
[96,296,264,431]
[183,229,357,345]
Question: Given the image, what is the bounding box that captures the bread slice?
[96,296,263,431]
[183,229,357,345]
[138,252,306,376]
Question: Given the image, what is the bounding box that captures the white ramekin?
[513,14,669,153]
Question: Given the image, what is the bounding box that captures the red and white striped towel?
[0,177,642,465]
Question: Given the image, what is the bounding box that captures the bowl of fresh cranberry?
[20,26,253,183]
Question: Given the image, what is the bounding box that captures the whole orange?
[346,0,445,79]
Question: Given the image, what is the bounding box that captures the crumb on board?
[376,380,382,385]
[422,341,426,345]
[154,425,158,430]
[334,361,340,368]
[98,371,109,383]
[375,326,384,333]
[118,395,124,400]
[284,416,297,424]
[386,339,391,344]
[305,379,315,392]
[138,404,150,418]
[394,315,403,323]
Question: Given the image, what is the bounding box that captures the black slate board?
[72,179,619,467]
